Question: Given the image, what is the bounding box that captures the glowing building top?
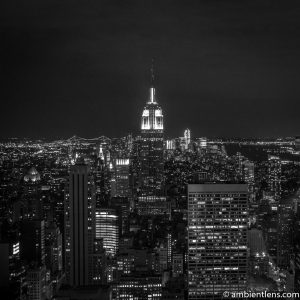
[141,60,164,131]
[24,167,41,183]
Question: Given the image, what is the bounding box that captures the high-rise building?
[268,155,281,201]
[26,265,52,300]
[112,272,162,300]
[172,252,184,277]
[92,238,107,284]
[95,208,119,257]
[94,156,111,207]
[137,196,170,216]
[45,222,63,274]
[188,184,248,299]
[110,158,131,198]
[242,160,255,202]
[0,241,25,299]
[277,199,294,269]
[23,167,43,219]
[20,219,45,266]
[109,196,130,236]
[139,62,164,196]
[198,137,207,149]
[184,129,191,150]
[64,162,96,286]
[165,139,175,151]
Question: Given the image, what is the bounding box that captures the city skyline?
[2,0,300,139]
[2,2,300,299]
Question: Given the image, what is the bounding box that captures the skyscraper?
[95,208,119,257]
[23,167,42,219]
[26,265,49,300]
[242,160,255,201]
[112,272,162,300]
[184,129,191,150]
[64,161,96,286]
[137,196,169,216]
[20,219,45,266]
[110,158,131,198]
[139,62,164,196]
[188,184,248,299]
[267,155,281,201]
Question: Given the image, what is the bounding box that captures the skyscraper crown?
[141,61,164,131]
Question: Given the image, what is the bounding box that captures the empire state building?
[139,63,164,196]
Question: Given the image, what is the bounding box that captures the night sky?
[1,0,300,139]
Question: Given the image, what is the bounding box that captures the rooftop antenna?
[151,58,155,87]
[150,58,155,102]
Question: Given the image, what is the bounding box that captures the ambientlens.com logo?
[223,291,300,298]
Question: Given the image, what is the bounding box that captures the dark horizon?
[2,0,300,139]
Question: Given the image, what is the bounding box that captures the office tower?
[64,162,96,286]
[110,158,131,198]
[188,184,248,299]
[23,167,42,219]
[165,140,175,151]
[26,265,52,300]
[263,201,278,264]
[268,155,281,201]
[26,266,46,300]
[198,137,207,149]
[179,137,186,152]
[242,160,255,201]
[20,219,45,266]
[139,63,164,196]
[0,241,25,299]
[92,238,107,284]
[172,253,184,277]
[112,272,162,300]
[109,196,130,236]
[94,156,111,207]
[137,196,170,216]
[184,129,191,150]
[45,222,63,274]
[157,243,168,272]
[277,199,294,269]
[117,251,135,276]
[167,232,172,266]
[95,208,119,257]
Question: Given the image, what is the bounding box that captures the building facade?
[64,162,95,286]
[268,155,281,201]
[110,158,131,198]
[95,208,119,257]
[188,184,248,299]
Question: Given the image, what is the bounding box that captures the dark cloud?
[1,0,300,139]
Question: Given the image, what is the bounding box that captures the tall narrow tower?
[267,155,281,201]
[139,61,164,196]
[64,161,95,286]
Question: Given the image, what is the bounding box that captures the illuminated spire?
[151,58,155,87]
[150,58,155,103]
[141,60,164,131]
